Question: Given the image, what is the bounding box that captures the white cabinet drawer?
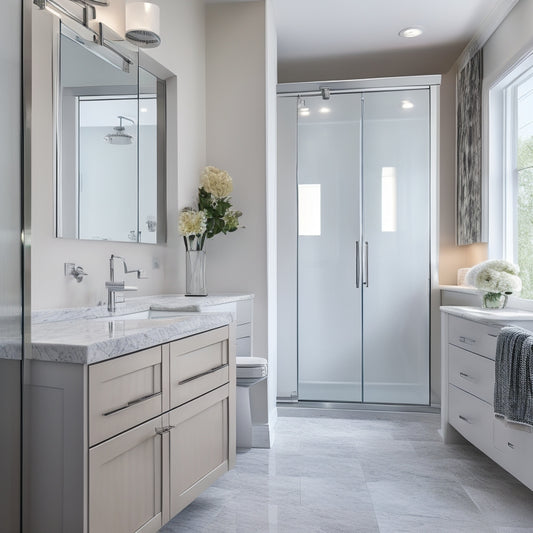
[236,299,252,325]
[236,322,251,339]
[236,336,251,357]
[448,384,493,455]
[170,327,229,408]
[493,418,533,486]
[89,346,163,446]
[448,345,495,405]
[448,315,500,360]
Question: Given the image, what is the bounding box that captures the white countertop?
[440,305,533,325]
[31,312,234,365]
[25,293,254,365]
[32,293,254,324]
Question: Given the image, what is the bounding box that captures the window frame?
[487,51,533,268]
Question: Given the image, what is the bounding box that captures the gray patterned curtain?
[457,49,483,245]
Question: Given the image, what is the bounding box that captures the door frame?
[276,76,441,406]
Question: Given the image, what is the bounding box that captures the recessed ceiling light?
[399,27,423,38]
[401,100,414,109]
[319,107,331,114]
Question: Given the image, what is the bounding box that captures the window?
[489,53,533,298]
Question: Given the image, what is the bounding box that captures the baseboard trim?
[251,407,277,448]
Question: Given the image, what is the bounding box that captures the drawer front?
[449,384,493,455]
[169,384,229,517]
[236,336,251,357]
[236,299,252,325]
[448,345,495,404]
[448,315,500,360]
[494,418,533,489]
[170,327,229,408]
[236,322,251,339]
[89,346,163,446]
[89,416,163,533]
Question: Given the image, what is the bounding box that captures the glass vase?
[481,292,507,309]
[185,250,207,296]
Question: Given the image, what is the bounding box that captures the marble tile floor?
[160,408,533,533]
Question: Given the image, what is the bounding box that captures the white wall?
[31,0,206,309]
[205,1,267,356]
[205,0,277,441]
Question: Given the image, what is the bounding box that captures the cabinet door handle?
[102,391,161,417]
[488,333,499,338]
[178,363,229,385]
[155,425,176,435]
[459,336,476,345]
[458,414,472,424]
[459,371,471,379]
[507,441,515,449]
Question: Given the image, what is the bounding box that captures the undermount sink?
[98,310,194,321]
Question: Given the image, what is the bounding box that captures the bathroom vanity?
[25,296,253,533]
[440,306,533,491]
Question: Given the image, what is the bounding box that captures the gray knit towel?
[494,326,533,427]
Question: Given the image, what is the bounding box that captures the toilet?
[236,356,268,449]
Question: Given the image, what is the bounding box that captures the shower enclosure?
[277,76,440,406]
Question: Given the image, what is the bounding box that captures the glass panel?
[297,94,362,402]
[58,27,139,242]
[362,89,430,405]
[516,73,533,298]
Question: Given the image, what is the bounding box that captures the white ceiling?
[272,0,507,67]
[205,0,517,80]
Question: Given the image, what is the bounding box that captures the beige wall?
[31,0,206,309]
[205,1,268,357]
[205,1,278,435]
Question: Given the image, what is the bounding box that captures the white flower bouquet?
[465,259,522,308]
[178,166,243,251]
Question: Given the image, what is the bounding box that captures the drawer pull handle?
[103,391,162,417]
[178,363,229,385]
[459,372,471,379]
[459,336,476,345]
[155,425,175,435]
[458,414,472,424]
[488,333,499,338]
[507,442,515,449]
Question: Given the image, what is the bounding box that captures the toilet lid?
[236,356,267,367]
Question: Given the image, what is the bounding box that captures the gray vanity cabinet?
[89,416,164,533]
[29,323,236,533]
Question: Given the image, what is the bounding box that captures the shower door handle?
[355,241,360,288]
[363,242,369,287]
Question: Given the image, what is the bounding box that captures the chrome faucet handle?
[136,269,148,279]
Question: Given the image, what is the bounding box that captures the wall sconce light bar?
[36,0,134,72]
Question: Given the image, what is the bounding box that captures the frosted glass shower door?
[297,94,362,402]
[361,90,430,404]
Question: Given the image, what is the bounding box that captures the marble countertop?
[32,293,253,324]
[31,312,234,365]
[16,293,254,365]
[440,305,533,325]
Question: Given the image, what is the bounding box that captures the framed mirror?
[56,21,167,243]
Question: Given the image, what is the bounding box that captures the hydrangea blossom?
[465,259,522,294]
[200,166,233,198]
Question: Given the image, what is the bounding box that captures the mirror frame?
[53,18,171,244]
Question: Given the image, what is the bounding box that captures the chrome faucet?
[106,254,147,312]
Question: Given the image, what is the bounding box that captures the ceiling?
[205,0,517,81]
